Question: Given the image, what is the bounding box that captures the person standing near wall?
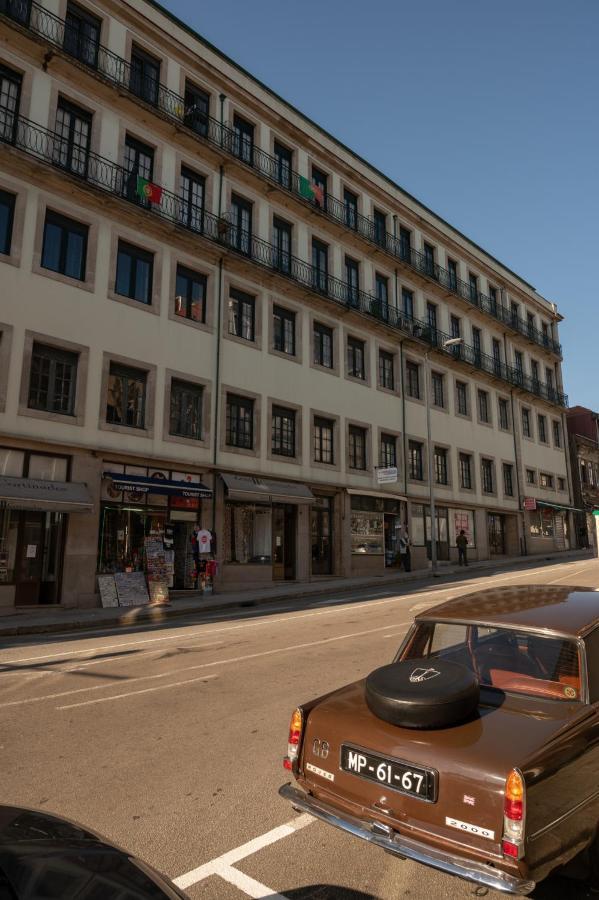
[456,529,469,566]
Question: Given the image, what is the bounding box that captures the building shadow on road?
[272,888,377,900]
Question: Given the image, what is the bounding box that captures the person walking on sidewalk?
[456,529,469,566]
[398,529,411,572]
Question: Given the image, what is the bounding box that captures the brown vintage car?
[279,585,599,895]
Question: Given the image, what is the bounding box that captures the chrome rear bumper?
[279,783,535,896]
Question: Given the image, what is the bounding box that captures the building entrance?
[272,504,296,581]
[311,498,332,575]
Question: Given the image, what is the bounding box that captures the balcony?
[0,113,568,410]
[0,0,564,360]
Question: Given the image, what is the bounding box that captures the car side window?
[584,628,599,703]
[430,623,467,654]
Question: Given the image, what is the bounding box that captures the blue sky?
[163,0,598,407]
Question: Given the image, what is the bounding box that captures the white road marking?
[173,813,313,890]
[0,621,412,710]
[550,565,597,584]
[56,674,218,709]
[214,864,288,899]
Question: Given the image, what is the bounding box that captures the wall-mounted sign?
[376,467,398,484]
[523,497,537,511]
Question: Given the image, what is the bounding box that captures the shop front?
[221,473,314,589]
[526,501,571,554]
[99,466,212,590]
[448,508,476,562]
[349,491,406,574]
[311,494,333,576]
[0,448,93,607]
[410,504,450,563]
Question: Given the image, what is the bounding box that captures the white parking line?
[173,813,313,891]
[56,674,218,709]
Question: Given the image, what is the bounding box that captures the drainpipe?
[219,92,226,149]
[212,256,225,533]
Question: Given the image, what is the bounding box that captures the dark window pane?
[272,406,295,457]
[0,63,22,143]
[184,82,209,135]
[175,265,206,322]
[115,241,153,303]
[106,363,146,428]
[0,190,15,255]
[170,379,202,439]
[130,46,160,106]
[41,211,88,280]
[64,2,101,67]
[28,343,77,415]
[226,394,253,448]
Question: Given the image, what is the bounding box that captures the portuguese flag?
[299,176,324,206]
[136,176,163,204]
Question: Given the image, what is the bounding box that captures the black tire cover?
[365,658,479,729]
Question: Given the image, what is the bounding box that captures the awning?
[221,473,314,504]
[346,488,407,502]
[0,476,93,512]
[103,472,212,499]
[536,500,583,513]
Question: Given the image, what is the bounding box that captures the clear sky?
[162,0,598,407]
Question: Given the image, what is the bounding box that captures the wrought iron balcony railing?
[0,0,564,360]
[1,113,568,409]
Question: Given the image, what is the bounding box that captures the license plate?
[340,744,436,801]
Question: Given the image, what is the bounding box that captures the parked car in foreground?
[0,805,187,898]
[280,585,599,895]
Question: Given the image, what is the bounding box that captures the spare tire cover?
[365,659,479,729]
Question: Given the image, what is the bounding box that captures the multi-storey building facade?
[566,406,599,549]
[0,0,574,609]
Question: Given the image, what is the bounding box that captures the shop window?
[99,507,166,574]
[225,503,271,563]
[115,240,153,304]
[271,406,296,457]
[0,509,18,583]
[0,63,21,144]
[226,394,253,449]
[169,379,202,440]
[64,2,101,68]
[28,342,78,416]
[0,190,15,255]
[530,509,554,538]
[106,362,147,429]
[228,288,255,341]
[175,265,206,322]
[347,337,365,380]
[41,210,88,281]
[411,503,425,545]
[273,305,295,355]
[409,440,423,481]
[380,434,397,469]
[130,44,160,106]
[351,507,384,556]
[314,417,334,464]
[349,425,367,470]
[378,350,394,390]
[451,509,476,548]
[313,322,333,368]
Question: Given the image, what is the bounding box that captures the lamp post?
[425,337,464,575]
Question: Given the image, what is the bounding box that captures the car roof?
[416,585,599,637]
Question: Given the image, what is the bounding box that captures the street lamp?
[425,337,464,575]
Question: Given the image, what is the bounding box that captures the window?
[434,447,448,484]
[115,240,153,304]
[538,414,547,443]
[311,167,327,209]
[274,141,292,189]
[106,363,146,428]
[345,256,359,306]
[228,289,255,342]
[503,463,514,496]
[347,336,365,380]
[488,285,498,314]
[349,425,367,470]
[272,406,296,457]
[0,64,21,143]
[41,210,88,281]
[456,381,468,416]
[540,473,554,489]
[472,326,482,364]
[313,322,333,368]
[399,226,411,261]
[380,433,397,468]
[123,135,154,206]
[402,287,414,319]
[375,273,389,309]
[0,190,15,255]
[530,509,554,538]
[373,209,386,247]
[344,189,358,230]
[312,238,328,293]
[406,360,420,399]
[423,242,435,277]
[426,301,437,333]
[527,312,535,337]
[130,44,160,106]
[448,258,457,291]
[526,468,536,485]
[450,315,461,338]
[175,265,206,322]
[531,359,539,386]
[233,114,254,164]
[226,394,253,448]
[54,97,91,175]
[230,194,252,255]
[459,453,472,489]
[558,477,565,491]
[28,342,77,415]
[498,397,509,430]
[553,420,562,448]
[64,3,101,67]
[431,371,444,408]
[183,82,209,136]
[273,306,295,355]
[378,350,394,390]
[314,417,334,464]
[513,350,524,383]
[469,273,478,304]
[409,441,423,480]
[273,217,292,274]
[546,367,555,394]
[522,407,531,438]
[511,301,520,327]
[478,389,490,423]
[179,166,204,232]
[481,458,494,494]
[492,338,502,376]
[169,379,202,440]
[542,322,550,346]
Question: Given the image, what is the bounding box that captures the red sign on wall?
[523,497,537,511]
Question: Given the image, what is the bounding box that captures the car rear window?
[402,622,581,702]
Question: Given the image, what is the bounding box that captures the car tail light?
[283,707,303,771]
[502,768,525,859]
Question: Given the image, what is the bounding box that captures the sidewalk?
[0,549,593,638]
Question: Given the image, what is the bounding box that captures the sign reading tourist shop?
[376,467,398,485]
[103,472,212,499]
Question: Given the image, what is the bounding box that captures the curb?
[1,551,593,638]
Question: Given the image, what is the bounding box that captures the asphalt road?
[1,555,598,900]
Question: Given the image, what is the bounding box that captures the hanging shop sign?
[376,467,398,485]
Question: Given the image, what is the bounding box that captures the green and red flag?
[136,176,163,204]
[299,175,314,201]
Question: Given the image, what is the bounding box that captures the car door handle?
[372,800,392,815]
